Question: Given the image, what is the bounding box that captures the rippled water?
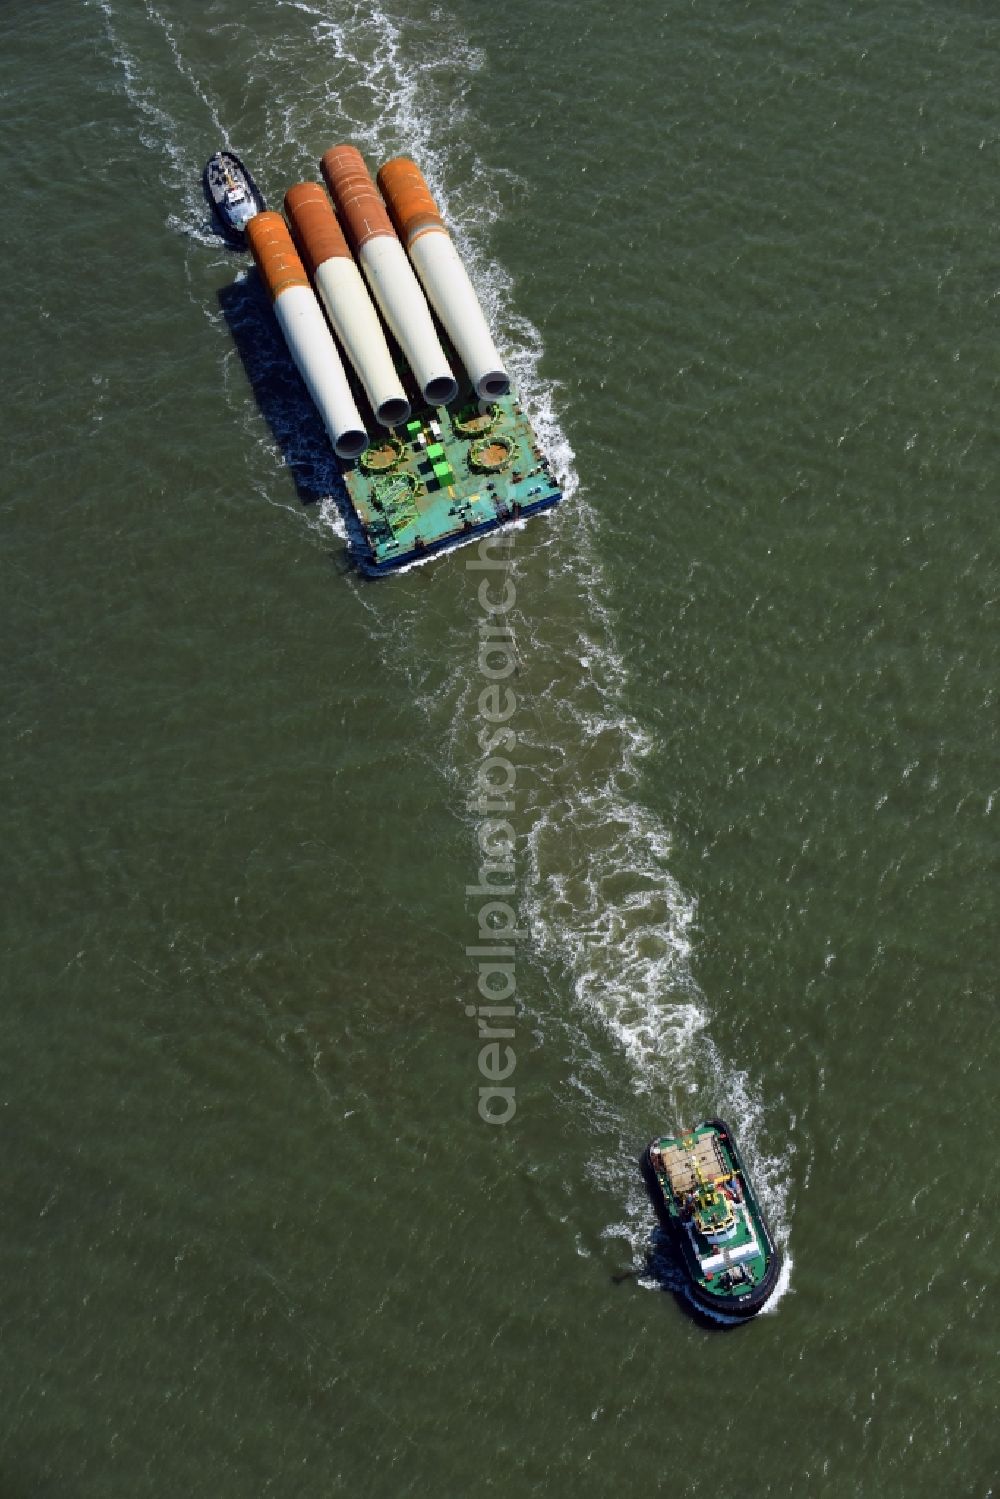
[2,1,997,1493]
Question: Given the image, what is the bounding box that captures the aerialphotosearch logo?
[466,531,522,1124]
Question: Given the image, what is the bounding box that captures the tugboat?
[642,1117,781,1319]
[202,149,266,241]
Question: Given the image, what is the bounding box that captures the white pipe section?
[408,232,510,402]
[312,258,410,429]
[273,285,368,460]
[357,236,459,409]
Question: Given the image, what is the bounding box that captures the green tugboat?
[643,1117,781,1319]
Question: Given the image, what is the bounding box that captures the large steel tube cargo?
[284,183,410,430]
[320,145,458,409]
[210,144,562,576]
[246,212,368,460]
[377,158,510,403]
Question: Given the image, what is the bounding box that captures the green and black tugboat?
[642,1117,781,1319]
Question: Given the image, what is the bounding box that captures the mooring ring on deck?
[469,433,514,473]
[454,404,500,439]
[360,434,405,474]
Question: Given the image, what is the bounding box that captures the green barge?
[340,382,561,574]
[643,1117,781,1319]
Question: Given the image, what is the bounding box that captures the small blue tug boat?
[202,149,266,241]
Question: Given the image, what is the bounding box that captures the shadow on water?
[614,1230,745,1332]
[216,271,369,572]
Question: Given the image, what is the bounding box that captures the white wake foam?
[93,0,192,194]
[142,0,226,140]
[91,0,234,247]
[266,0,794,1298]
[93,0,793,1302]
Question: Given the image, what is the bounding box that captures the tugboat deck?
[660,1134,728,1193]
[645,1118,781,1318]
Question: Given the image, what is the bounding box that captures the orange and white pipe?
[321,145,458,409]
[284,183,410,430]
[246,212,367,460]
[377,158,509,403]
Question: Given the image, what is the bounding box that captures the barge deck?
[341,384,561,574]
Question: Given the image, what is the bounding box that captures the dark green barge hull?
[340,383,561,574]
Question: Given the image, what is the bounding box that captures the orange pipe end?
[320,144,394,251]
[376,157,445,248]
[246,212,309,300]
[283,182,352,276]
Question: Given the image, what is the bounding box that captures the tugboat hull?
[642,1117,782,1320]
[202,150,266,242]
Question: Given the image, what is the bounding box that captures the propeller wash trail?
[245,0,795,1301]
[93,0,793,1303]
